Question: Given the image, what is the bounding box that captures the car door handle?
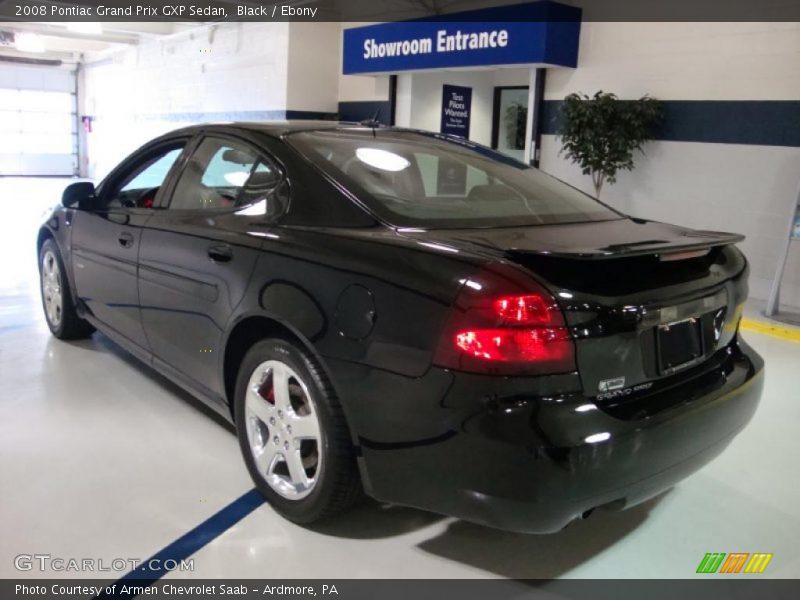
[207,244,233,263]
[118,232,135,248]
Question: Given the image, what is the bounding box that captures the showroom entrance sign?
[342,1,581,75]
[441,85,472,138]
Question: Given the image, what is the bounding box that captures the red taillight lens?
[493,294,552,325]
[455,327,573,362]
[434,264,575,375]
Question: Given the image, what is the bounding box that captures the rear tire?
[234,338,361,523]
[39,238,94,340]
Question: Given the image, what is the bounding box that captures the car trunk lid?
[399,218,748,410]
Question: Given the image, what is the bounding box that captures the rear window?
[286,129,621,228]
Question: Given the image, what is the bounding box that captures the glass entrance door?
[491,86,528,162]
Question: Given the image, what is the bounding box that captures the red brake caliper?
[258,372,276,405]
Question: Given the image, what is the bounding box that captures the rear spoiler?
[511,231,745,261]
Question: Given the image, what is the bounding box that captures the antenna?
[359,108,383,136]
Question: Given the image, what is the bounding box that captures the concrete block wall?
[82,22,293,179]
[540,22,800,308]
[286,22,341,113]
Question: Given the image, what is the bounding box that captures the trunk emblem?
[598,377,626,392]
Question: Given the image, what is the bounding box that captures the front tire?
[234,338,361,523]
[39,239,94,340]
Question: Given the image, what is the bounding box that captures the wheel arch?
[37,224,82,311]
[222,313,355,441]
[37,226,55,257]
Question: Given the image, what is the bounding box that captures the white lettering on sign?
[364,37,433,59]
[437,29,508,52]
[445,92,468,118]
[363,29,508,60]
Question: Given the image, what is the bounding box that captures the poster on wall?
[436,158,467,196]
[438,84,471,195]
[440,84,472,138]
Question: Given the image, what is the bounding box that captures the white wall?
[544,22,800,102]
[287,22,340,112]
[391,68,530,146]
[393,70,495,145]
[338,23,391,103]
[82,23,291,179]
[338,74,390,103]
[541,22,800,309]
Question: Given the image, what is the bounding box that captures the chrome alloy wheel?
[41,250,63,328]
[244,360,322,499]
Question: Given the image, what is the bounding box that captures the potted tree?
[558,91,664,197]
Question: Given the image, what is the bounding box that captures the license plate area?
[657,317,704,375]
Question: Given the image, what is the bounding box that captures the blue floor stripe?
[96,489,264,599]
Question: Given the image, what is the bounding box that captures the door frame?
[96,135,198,208]
[490,85,529,150]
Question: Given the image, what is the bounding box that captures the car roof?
[162,120,379,139]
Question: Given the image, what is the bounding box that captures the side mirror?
[62,182,97,210]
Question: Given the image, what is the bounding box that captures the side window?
[168,137,283,214]
[106,146,184,209]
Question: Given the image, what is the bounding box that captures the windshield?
[286,129,621,228]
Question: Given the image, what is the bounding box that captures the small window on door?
[105,145,185,209]
[168,137,283,214]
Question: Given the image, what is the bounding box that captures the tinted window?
[287,130,621,228]
[105,145,183,209]
[168,137,283,214]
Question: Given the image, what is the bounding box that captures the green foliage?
[558,91,664,197]
[503,101,528,150]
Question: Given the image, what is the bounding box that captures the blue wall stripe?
[97,100,800,147]
[542,100,800,147]
[337,100,391,123]
[96,489,264,599]
[285,110,338,121]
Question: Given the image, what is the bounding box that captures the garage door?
[0,65,77,176]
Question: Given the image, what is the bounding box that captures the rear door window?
[167,137,284,216]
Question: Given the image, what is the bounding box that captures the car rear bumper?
[333,336,764,533]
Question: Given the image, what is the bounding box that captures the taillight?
[433,264,575,375]
[493,294,552,325]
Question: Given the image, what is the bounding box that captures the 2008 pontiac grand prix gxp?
[38,122,764,532]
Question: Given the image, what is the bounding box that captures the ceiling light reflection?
[356,147,410,172]
[15,33,45,53]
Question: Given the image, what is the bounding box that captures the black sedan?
[38,122,763,532]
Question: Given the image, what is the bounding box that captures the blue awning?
[342,1,581,75]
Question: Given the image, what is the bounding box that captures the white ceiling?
[0,22,199,63]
